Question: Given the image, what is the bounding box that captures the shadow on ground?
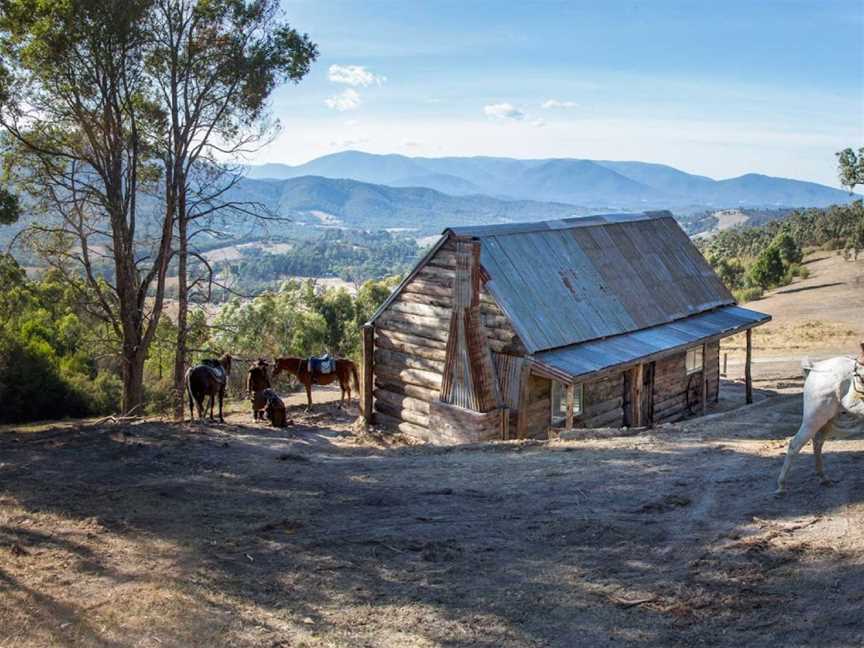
[1,394,863,647]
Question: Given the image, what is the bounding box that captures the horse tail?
[351,361,360,394]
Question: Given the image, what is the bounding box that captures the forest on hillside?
[698,200,864,301]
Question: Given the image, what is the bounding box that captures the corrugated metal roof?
[533,305,770,382]
[451,212,734,352]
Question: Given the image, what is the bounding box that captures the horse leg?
[305,380,312,412]
[219,387,225,423]
[776,411,832,494]
[209,392,215,420]
[814,421,833,485]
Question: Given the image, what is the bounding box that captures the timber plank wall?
[653,342,720,424]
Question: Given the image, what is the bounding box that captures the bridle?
[854,360,864,397]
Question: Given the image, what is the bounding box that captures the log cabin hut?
[360,212,770,443]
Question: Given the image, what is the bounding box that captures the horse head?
[220,353,232,376]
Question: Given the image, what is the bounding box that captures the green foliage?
[836,147,864,194]
[699,201,864,296]
[747,246,785,289]
[211,276,398,363]
[0,187,19,224]
[771,230,802,265]
[0,254,122,422]
[217,230,420,294]
[732,287,764,303]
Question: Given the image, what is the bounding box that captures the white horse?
[776,343,864,494]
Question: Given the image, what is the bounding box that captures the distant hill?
[229,175,592,234]
[247,151,857,210]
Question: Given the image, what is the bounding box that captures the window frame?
[685,346,704,375]
[551,380,584,428]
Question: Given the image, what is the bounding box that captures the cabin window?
[551,381,583,427]
[685,346,704,374]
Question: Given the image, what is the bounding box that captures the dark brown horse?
[186,353,232,422]
[247,359,272,420]
[272,357,359,410]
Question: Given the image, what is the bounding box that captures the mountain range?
[228,175,591,235]
[246,151,856,210]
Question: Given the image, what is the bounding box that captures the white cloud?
[531,118,546,128]
[483,103,525,121]
[542,99,579,109]
[344,119,359,127]
[401,139,422,148]
[328,64,386,87]
[329,136,369,148]
[325,89,361,111]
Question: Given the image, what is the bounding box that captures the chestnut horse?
[272,357,359,410]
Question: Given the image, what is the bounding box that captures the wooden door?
[623,366,638,427]
[641,361,655,427]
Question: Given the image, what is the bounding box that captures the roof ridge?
[444,210,673,238]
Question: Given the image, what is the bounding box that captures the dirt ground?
[3,381,864,647]
[2,253,864,647]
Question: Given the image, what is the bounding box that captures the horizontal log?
[415,266,455,283]
[402,278,453,297]
[374,412,429,437]
[375,334,448,361]
[389,300,452,320]
[379,310,450,331]
[374,365,443,390]
[375,327,447,350]
[374,376,440,402]
[375,317,450,343]
[374,400,430,427]
[579,396,623,419]
[373,388,431,414]
[375,348,445,374]
[397,291,453,309]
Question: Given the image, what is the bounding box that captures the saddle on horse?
[201,359,227,385]
[307,354,335,377]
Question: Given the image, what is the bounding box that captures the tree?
[0,0,174,413]
[0,188,18,225]
[748,245,785,289]
[836,147,864,194]
[142,0,317,418]
[771,230,802,265]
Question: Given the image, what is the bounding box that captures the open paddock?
[1,388,864,647]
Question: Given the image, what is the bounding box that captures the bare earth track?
[1,253,864,647]
[2,392,864,647]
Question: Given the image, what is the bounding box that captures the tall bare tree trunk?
[173,192,189,420]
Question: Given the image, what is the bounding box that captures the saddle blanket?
[308,355,335,375]
[202,365,227,385]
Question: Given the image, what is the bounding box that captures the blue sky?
[258,1,864,187]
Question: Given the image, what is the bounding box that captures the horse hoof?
[773,487,785,497]
[820,478,833,487]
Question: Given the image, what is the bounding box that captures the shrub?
[733,287,764,303]
[748,246,786,289]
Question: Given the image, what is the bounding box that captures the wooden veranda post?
[745,329,753,404]
[701,343,708,415]
[362,324,374,423]
[565,383,575,432]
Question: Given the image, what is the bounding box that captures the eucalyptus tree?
[0,0,173,413]
[142,0,317,417]
[836,147,864,194]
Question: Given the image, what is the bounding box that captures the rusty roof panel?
[458,213,736,352]
[534,306,770,381]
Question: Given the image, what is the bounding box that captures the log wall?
[373,239,457,437]
[652,344,720,424]
[571,374,625,429]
